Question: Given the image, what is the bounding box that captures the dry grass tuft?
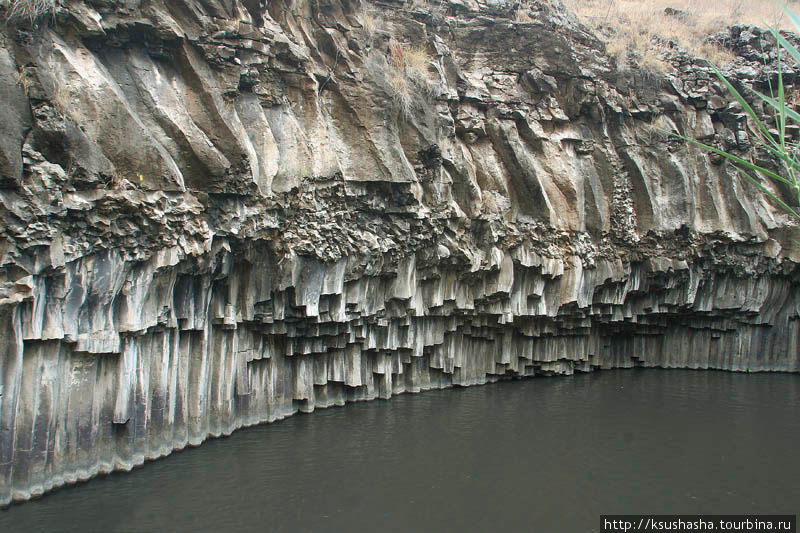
[514,6,533,23]
[403,45,431,84]
[697,41,737,65]
[360,8,380,42]
[640,47,668,73]
[389,37,405,69]
[389,69,412,114]
[3,0,57,22]
[15,64,35,95]
[564,0,800,71]
[385,37,432,115]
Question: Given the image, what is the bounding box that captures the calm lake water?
[2,369,799,532]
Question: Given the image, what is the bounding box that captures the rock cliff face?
[0,0,798,505]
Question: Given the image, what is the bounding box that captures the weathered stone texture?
[0,0,798,505]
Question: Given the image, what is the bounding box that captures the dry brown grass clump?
[564,0,800,71]
[15,65,36,95]
[387,37,432,114]
[2,0,57,22]
[514,6,534,23]
[360,8,380,41]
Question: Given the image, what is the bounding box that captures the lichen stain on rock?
[0,0,798,506]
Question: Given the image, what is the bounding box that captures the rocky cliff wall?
[0,0,798,505]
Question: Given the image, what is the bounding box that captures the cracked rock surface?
[0,0,798,505]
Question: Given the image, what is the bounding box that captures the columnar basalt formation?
[0,0,798,505]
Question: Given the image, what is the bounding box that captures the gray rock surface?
[0,0,798,505]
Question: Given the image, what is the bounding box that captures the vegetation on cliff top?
[676,5,800,222]
[562,0,800,71]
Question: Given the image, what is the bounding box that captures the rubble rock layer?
[0,0,798,505]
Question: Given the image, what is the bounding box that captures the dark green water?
[2,369,799,532]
